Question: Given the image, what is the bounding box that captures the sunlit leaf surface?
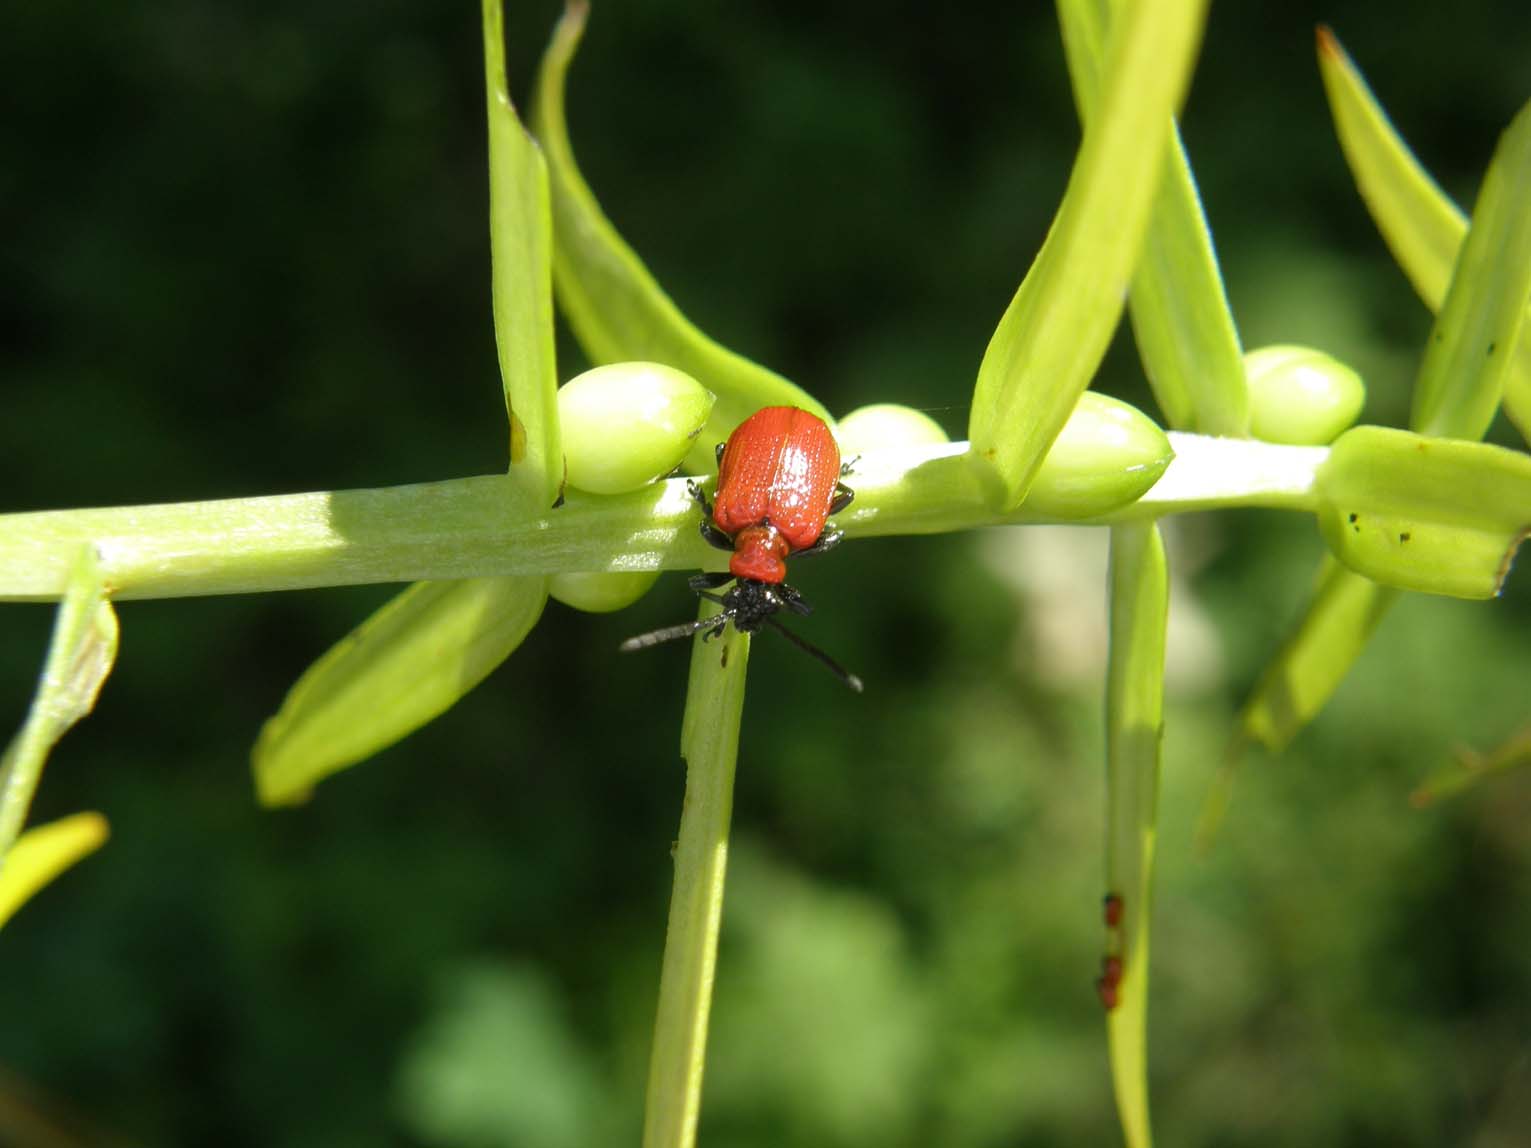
[1318,27,1531,443]
[483,0,561,502]
[0,811,109,930]
[531,0,825,461]
[1316,428,1531,599]
[1232,71,1531,771]
[1057,0,1246,436]
[967,0,1208,509]
[0,546,117,860]
[253,577,548,806]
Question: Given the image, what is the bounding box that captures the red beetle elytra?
[620,406,861,691]
[709,406,848,583]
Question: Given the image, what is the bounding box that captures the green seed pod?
[1025,392,1174,518]
[836,404,951,454]
[1244,345,1365,445]
[559,363,715,494]
[1315,425,1531,599]
[549,569,662,614]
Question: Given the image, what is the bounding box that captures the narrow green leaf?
[530,1,827,451]
[1270,98,1531,738]
[1103,522,1168,1148]
[644,603,750,1148]
[0,546,117,861]
[1316,426,1531,599]
[1410,727,1531,808]
[253,577,548,806]
[1202,559,1399,845]
[1228,79,1531,782]
[1057,0,1247,436]
[483,0,561,502]
[968,0,1209,510]
[1237,559,1400,754]
[1409,98,1531,440]
[1318,28,1531,443]
[0,811,109,930]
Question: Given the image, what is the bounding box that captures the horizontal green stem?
[0,434,1324,602]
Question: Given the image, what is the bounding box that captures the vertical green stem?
[1104,521,1168,1148]
[643,609,751,1148]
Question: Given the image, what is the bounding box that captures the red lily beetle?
[620,406,862,691]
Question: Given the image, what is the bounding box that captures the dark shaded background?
[3,3,1530,1145]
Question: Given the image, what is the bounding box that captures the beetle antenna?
[762,616,864,693]
[619,615,727,652]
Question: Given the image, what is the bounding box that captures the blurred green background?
[3,2,1531,1145]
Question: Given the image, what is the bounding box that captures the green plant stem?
[0,433,1326,603]
[1104,521,1169,1148]
[644,603,750,1148]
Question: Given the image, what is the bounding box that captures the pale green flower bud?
[559,363,715,494]
[836,404,951,454]
[1244,345,1365,445]
[1026,392,1173,518]
[549,570,661,613]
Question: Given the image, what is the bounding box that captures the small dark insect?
[1103,893,1124,929]
[1097,974,1120,1011]
[620,406,862,691]
[1097,955,1124,1011]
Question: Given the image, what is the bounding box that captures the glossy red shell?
[713,406,841,584]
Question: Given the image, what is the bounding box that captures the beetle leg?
[827,482,855,516]
[714,442,726,468]
[688,571,735,591]
[792,527,844,560]
[839,455,860,477]
[691,589,735,642]
[772,583,814,617]
[618,607,727,652]
[687,480,734,552]
[698,519,734,552]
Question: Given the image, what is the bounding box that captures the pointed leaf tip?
[530,0,827,444]
[254,577,548,806]
[0,811,110,930]
[0,547,118,861]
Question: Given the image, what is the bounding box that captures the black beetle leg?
[688,571,735,591]
[687,480,734,552]
[698,518,734,552]
[792,527,844,560]
[828,482,855,516]
[773,583,814,617]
